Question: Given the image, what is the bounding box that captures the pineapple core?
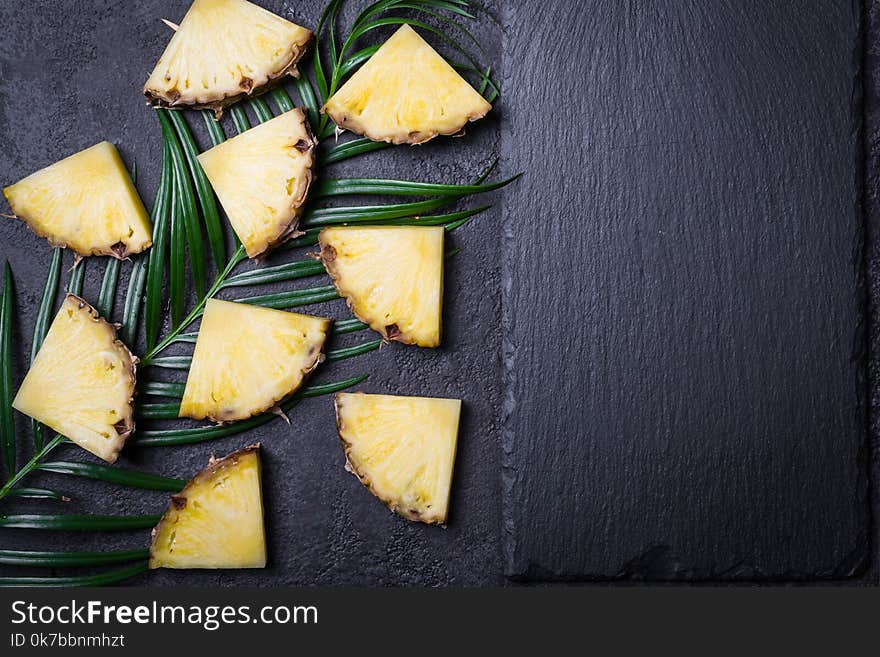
[336,393,462,525]
[180,299,330,423]
[323,24,492,144]
[197,109,316,258]
[144,0,312,110]
[3,142,152,258]
[150,445,266,569]
[13,295,137,463]
[319,226,444,347]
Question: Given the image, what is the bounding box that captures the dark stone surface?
[1,0,878,586]
[501,1,871,580]
[0,0,505,586]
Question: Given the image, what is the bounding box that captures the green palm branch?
[0,0,512,587]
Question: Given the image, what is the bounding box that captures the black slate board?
[501,1,871,580]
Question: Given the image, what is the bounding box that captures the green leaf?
[313,0,343,104]
[302,161,499,228]
[159,109,206,299]
[145,140,174,349]
[314,174,519,198]
[36,461,186,492]
[0,514,161,531]
[248,97,274,123]
[0,262,14,479]
[389,3,483,55]
[339,45,379,78]
[283,228,321,249]
[350,0,395,30]
[334,318,368,334]
[320,137,389,166]
[435,205,491,228]
[271,87,295,113]
[168,167,186,326]
[135,374,368,445]
[67,259,85,297]
[168,332,198,345]
[234,284,338,310]
[314,375,377,398]
[30,248,62,448]
[202,110,227,146]
[141,381,185,398]
[449,61,500,101]
[303,197,452,227]
[326,339,382,361]
[229,105,251,134]
[96,258,120,319]
[294,74,320,130]
[0,548,149,568]
[326,0,341,68]
[444,216,471,232]
[135,401,183,420]
[334,17,478,99]
[0,434,65,503]
[351,0,475,33]
[221,259,325,288]
[7,487,68,501]
[0,562,148,588]
[285,205,488,245]
[121,256,148,346]
[148,356,191,370]
[169,110,226,269]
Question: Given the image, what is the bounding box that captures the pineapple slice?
[319,226,443,347]
[3,142,152,258]
[180,299,330,422]
[150,445,266,569]
[323,25,492,145]
[144,0,312,111]
[12,295,137,463]
[197,109,316,258]
[335,393,461,525]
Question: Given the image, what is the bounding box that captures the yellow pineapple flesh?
[150,445,266,569]
[180,299,330,423]
[323,25,491,144]
[197,109,316,258]
[144,0,312,111]
[12,295,137,463]
[3,142,152,258]
[319,226,443,347]
[335,393,461,525]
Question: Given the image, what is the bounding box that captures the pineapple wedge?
[180,299,330,422]
[197,109,316,258]
[150,445,266,569]
[144,0,312,111]
[335,393,461,525]
[319,226,443,347]
[12,295,137,463]
[3,142,152,258]
[323,25,491,145]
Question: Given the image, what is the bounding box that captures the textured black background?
[502,1,870,581]
[0,0,504,586]
[0,0,878,586]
